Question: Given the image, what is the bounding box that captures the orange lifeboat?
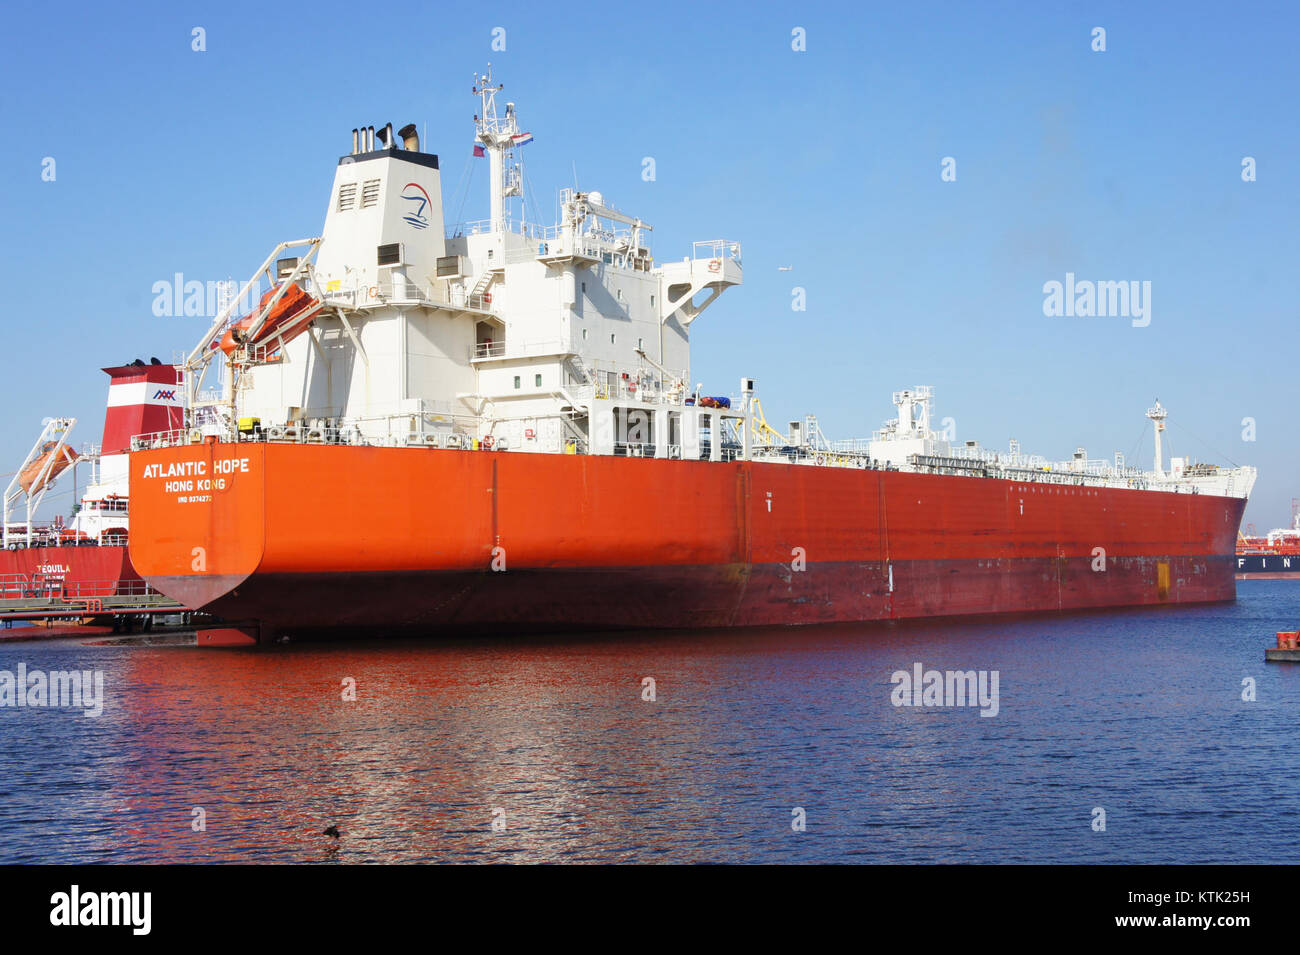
[219,283,322,356]
[18,442,78,494]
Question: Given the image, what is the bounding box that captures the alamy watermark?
[152,273,267,319]
[0,663,105,718]
[1042,272,1151,327]
[50,885,150,935]
[889,662,999,717]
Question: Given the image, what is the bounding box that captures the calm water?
[2,581,1299,864]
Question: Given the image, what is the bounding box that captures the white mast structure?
[2,417,78,548]
[474,66,525,235]
[1146,400,1168,478]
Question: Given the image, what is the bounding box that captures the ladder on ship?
[468,269,500,310]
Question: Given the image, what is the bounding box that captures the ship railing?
[132,430,197,451]
[527,233,634,265]
[321,287,359,309]
[57,578,169,600]
[0,574,32,598]
[464,292,495,312]
[578,383,680,405]
[614,442,656,458]
[2,521,103,549]
[471,338,570,361]
[692,239,743,266]
[568,361,688,406]
[446,218,548,240]
[0,577,174,605]
[754,446,873,468]
[79,498,129,514]
[2,531,121,550]
[321,279,437,310]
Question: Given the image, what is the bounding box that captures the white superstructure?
[161,70,1253,501]
[850,387,1256,498]
[177,68,742,462]
[2,419,130,549]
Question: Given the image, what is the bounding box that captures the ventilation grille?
[361,180,381,208]
[436,255,465,278]
[337,182,357,211]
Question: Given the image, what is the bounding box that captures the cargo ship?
[1,363,181,609]
[125,69,1258,645]
[1237,502,1300,578]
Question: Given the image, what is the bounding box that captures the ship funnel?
[399,123,419,151]
[352,128,359,153]
[100,362,183,456]
[317,118,445,296]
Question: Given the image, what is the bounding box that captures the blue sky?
[2,0,1296,527]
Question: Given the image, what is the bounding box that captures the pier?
[0,575,186,629]
[1267,631,1300,662]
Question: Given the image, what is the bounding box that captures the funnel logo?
[152,389,177,401]
[401,183,431,230]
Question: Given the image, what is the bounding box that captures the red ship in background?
[1236,500,1300,579]
[118,70,1260,645]
[1,363,181,615]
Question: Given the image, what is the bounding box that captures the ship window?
[617,288,623,301]
[337,182,357,211]
[610,334,616,344]
[581,282,586,293]
[535,374,542,387]
[361,179,380,208]
[637,337,643,350]
[513,376,521,389]
[650,294,655,307]
[582,329,588,340]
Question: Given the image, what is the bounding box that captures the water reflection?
[1,585,1299,863]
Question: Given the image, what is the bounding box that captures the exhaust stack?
[399,123,419,151]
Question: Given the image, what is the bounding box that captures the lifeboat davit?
[18,442,78,494]
[219,283,322,356]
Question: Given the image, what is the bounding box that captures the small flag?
[511,132,534,147]
[472,144,486,157]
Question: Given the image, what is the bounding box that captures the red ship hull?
[127,444,1245,640]
[0,545,139,597]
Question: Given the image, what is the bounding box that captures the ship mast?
[1146,400,1168,477]
[473,66,525,234]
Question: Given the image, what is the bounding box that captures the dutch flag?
[511,132,534,147]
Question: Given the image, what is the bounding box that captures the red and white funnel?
[101,363,184,456]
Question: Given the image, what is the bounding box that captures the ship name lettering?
[142,461,207,479]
